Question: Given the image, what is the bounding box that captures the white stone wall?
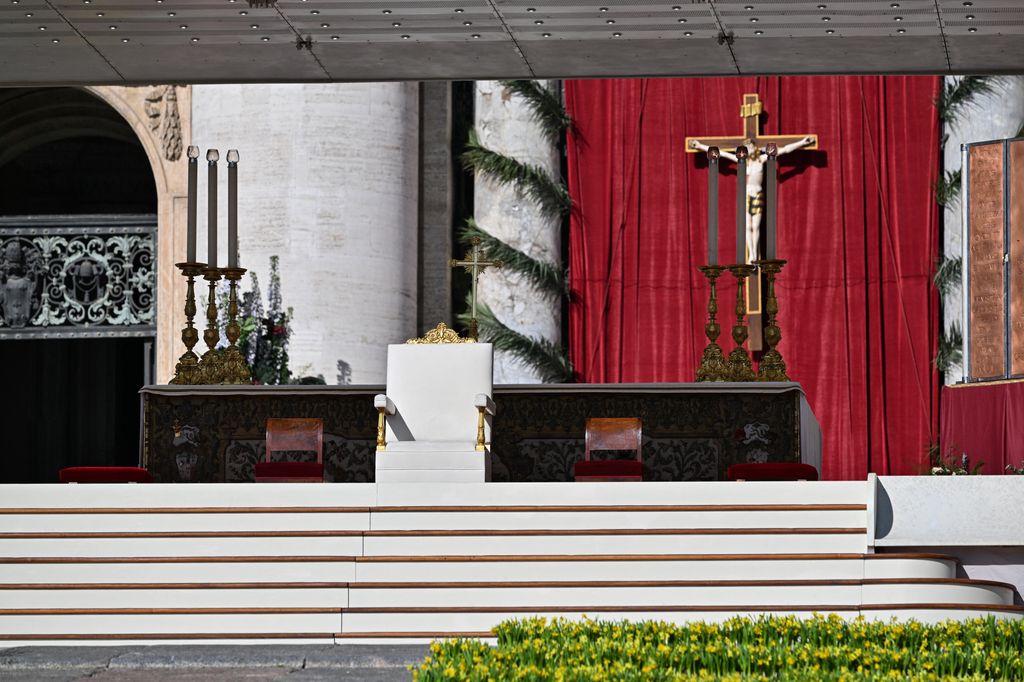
[942,77,1024,382]
[474,81,562,383]
[191,83,419,384]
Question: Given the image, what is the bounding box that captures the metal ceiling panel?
[0,0,1020,85]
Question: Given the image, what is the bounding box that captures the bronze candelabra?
[754,258,790,381]
[170,262,206,385]
[220,266,251,385]
[696,265,728,381]
[198,266,224,384]
[726,264,756,382]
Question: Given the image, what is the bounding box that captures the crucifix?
[685,92,819,349]
[449,237,502,340]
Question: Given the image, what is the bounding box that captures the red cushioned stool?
[726,463,818,481]
[58,467,154,483]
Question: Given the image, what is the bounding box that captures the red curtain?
[566,77,941,480]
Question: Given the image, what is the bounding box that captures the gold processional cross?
[449,237,502,341]
[685,92,818,351]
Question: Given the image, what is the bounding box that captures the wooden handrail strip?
[0,556,355,564]
[0,632,336,641]
[342,605,863,613]
[335,631,494,639]
[0,607,341,615]
[0,582,350,590]
[0,528,866,540]
[372,504,866,513]
[349,577,1012,590]
[0,531,364,539]
[864,577,1016,591]
[0,507,370,515]
[366,528,866,537]
[354,553,870,563]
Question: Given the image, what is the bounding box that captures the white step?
[0,536,362,558]
[0,586,350,609]
[0,611,342,636]
[0,559,356,583]
[0,512,370,533]
[361,532,866,556]
[368,509,866,531]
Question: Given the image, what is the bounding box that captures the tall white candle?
[186,145,199,263]
[227,149,239,268]
[707,147,719,265]
[207,149,219,268]
[766,143,778,259]
[736,145,748,263]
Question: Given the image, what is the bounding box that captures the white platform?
[0,479,1019,645]
[374,450,491,483]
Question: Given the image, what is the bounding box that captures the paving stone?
[0,646,127,669]
[106,645,314,669]
[303,644,429,669]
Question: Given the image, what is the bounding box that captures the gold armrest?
[476,405,487,452]
[376,406,387,452]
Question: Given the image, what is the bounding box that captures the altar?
[141,382,821,483]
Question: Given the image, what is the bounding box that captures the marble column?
[473,80,562,384]
[942,76,1024,381]
[192,83,419,384]
[418,81,453,332]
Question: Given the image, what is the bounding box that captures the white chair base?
[375,450,491,483]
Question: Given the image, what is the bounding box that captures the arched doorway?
[0,88,158,482]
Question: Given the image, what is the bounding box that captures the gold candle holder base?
[753,258,789,382]
[198,267,224,385]
[170,262,206,385]
[220,266,251,385]
[727,264,756,382]
[696,265,728,382]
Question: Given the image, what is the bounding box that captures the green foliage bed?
[412,615,1024,681]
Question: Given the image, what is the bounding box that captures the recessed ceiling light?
[894,16,903,21]
[239,10,247,15]
[24,12,31,17]
[250,24,259,29]
[599,7,608,12]
[331,35,339,40]
[677,18,686,23]
[542,32,550,37]
[606,19,614,24]
[401,34,409,39]
[96,12,103,16]
[465,20,474,25]
[891,2,900,7]
[383,9,392,14]
[392,22,400,26]
[750,17,758,22]
[180,24,188,29]
[684,30,693,36]
[897,28,906,33]
[968,26,977,32]
[826,28,835,34]
[455,8,464,12]
[817,3,826,8]
[310,9,319,14]
[38,25,45,30]
[320,22,329,27]
[745,5,754,9]
[121,37,129,42]
[527,7,537,11]
[672,5,681,10]
[190,36,199,41]
[612,31,621,36]
[109,25,116,29]
[965,14,975,20]
[261,36,270,41]
[754,29,763,35]
[167,11,175,16]
[963,1,973,5]
[51,37,59,43]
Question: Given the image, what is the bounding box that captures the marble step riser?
[355,559,957,583]
[0,613,343,636]
[0,582,1008,610]
[341,609,1024,632]
[360,534,867,556]
[0,538,364,558]
[0,558,958,585]
[0,510,864,533]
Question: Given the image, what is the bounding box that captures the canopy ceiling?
[0,1,1020,85]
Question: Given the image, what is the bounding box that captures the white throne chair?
[374,324,494,483]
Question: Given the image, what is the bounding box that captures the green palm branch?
[459,219,567,299]
[461,128,571,219]
[498,80,575,147]
[458,299,574,383]
[935,323,963,372]
[936,76,999,125]
[934,255,962,297]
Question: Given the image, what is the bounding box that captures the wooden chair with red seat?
[255,418,324,482]
[573,417,644,481]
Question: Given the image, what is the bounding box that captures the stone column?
[418,81,453,333]
[192,83,419,384]
[942,76,1024,381]
[473,80,562,384]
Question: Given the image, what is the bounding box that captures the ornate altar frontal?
[141,383,819,483]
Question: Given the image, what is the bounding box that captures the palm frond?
[461,128,571,219]
[934,255,963,297]
[458,219,567,299]
[935,323,964,372]
[934,168,962,207]
[459,299,574,383]
[1016,118,1024,139]
[497,80,574,147]
[936,76,1000,125]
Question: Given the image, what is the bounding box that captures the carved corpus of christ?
[689,135,814,262]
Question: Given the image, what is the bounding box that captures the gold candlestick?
[170,262,205,385]
[726,264,756,382]
[754,258,789,381]
[198,267,224,385]
[220,266,251,385]
[696,265,728,382]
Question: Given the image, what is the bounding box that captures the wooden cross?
[684,93,818,155]
[449,237,502,339]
